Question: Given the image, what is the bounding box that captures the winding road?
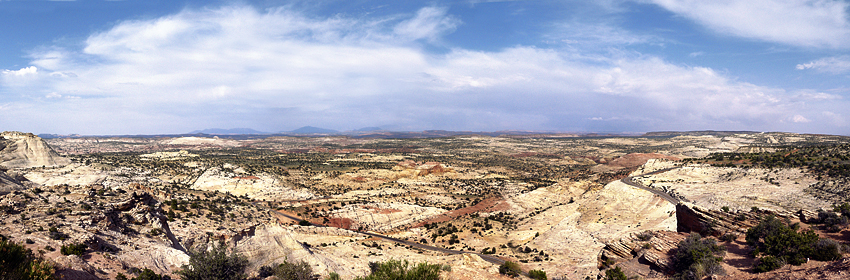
[620,167,682,204]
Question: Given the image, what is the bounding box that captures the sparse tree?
[176,242,247,280]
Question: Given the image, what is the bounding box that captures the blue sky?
[1,0,849,135]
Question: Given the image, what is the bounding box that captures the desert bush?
[324,272,341,280]
[603,266,627,280]
[176,242,248,280]
[528,269,548,280]
[60,243,87,256]
[810,238,843,261]
[271,259,317,280]
[746,215,842,271]
[719,233,737,242]
[498,261,521,277]
[635,231,653,241]
[834,203,850,216]
[672,233,725,280]
[753,255,784,273]
[133,268,165,280]
[0,239,57,280]
[355,259,442,280]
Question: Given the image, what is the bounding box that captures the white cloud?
[796,55,850,73]
[645,0,850,48]
[550,21,661,48]
[790,115,811,123]
[0,4,847,134]
[393,7,460,42]
[2,66,38,76]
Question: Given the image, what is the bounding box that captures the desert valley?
[2,130,850,280]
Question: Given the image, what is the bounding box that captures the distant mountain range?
[39,129,769,139]
[286,126,338,134]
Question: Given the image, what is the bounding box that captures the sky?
[1,0,849,135]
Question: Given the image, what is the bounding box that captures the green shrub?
[635,231,653,241]
[271,260,316,280]
[672,233,725,280]
[60,243,87,256]
[0,239,57,280]
[176,242,248,280]
[298,220,312,226]
[719,233,737,242]
[528,269,547,280]
[810,238,843,261]
[355,259,442,280]
[604,266,627,280]
[133,268,163,280]
[834,203,850,216]
[753,256,784,273]
[325,272,341,280]
[498,261,521,277]
[257,265,274,278]
[745,215,843,271]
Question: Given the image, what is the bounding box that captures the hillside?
[1,131,849,279]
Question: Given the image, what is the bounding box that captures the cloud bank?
[797,55,850,73]
[645,0,850,48]
[0,4,847,135]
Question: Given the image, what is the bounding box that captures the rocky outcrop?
[0,168,23,194]
[0,131,71,169]
[805,177,850,205]
[607,153,680,169]
[324,203,447,232]
[676,202,759,236]
[393,160,454,176]
[601,230,688,274]
[191,167,315,201]
[633,164,829,213]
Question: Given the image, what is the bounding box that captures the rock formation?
[805,177,850,205]
[0,131,71,169]
[675,202,758,236]
[0,167,23,194]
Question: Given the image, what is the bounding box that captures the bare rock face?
[54,255,100,280]
[601,230,688,273]
[191,167,315,201]
[324,202,447,232]
[805,177,850,205]
[0,167,24,194]
[676,202,756,235]
[0,131,71,169]
[633,164,829,213]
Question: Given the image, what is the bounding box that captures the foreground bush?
[528,269,547,280]
[258,259,317,280]
[0,238,56,280]
[498,261,521,277]
[60,243,87,256]
[604,266,627,280]
[176,242,248,280]
[355,259,443,280]
[746,215,843,271]
[753,255,784,273]
[672,233,725,280]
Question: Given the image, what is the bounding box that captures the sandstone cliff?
[0,131,71,169]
